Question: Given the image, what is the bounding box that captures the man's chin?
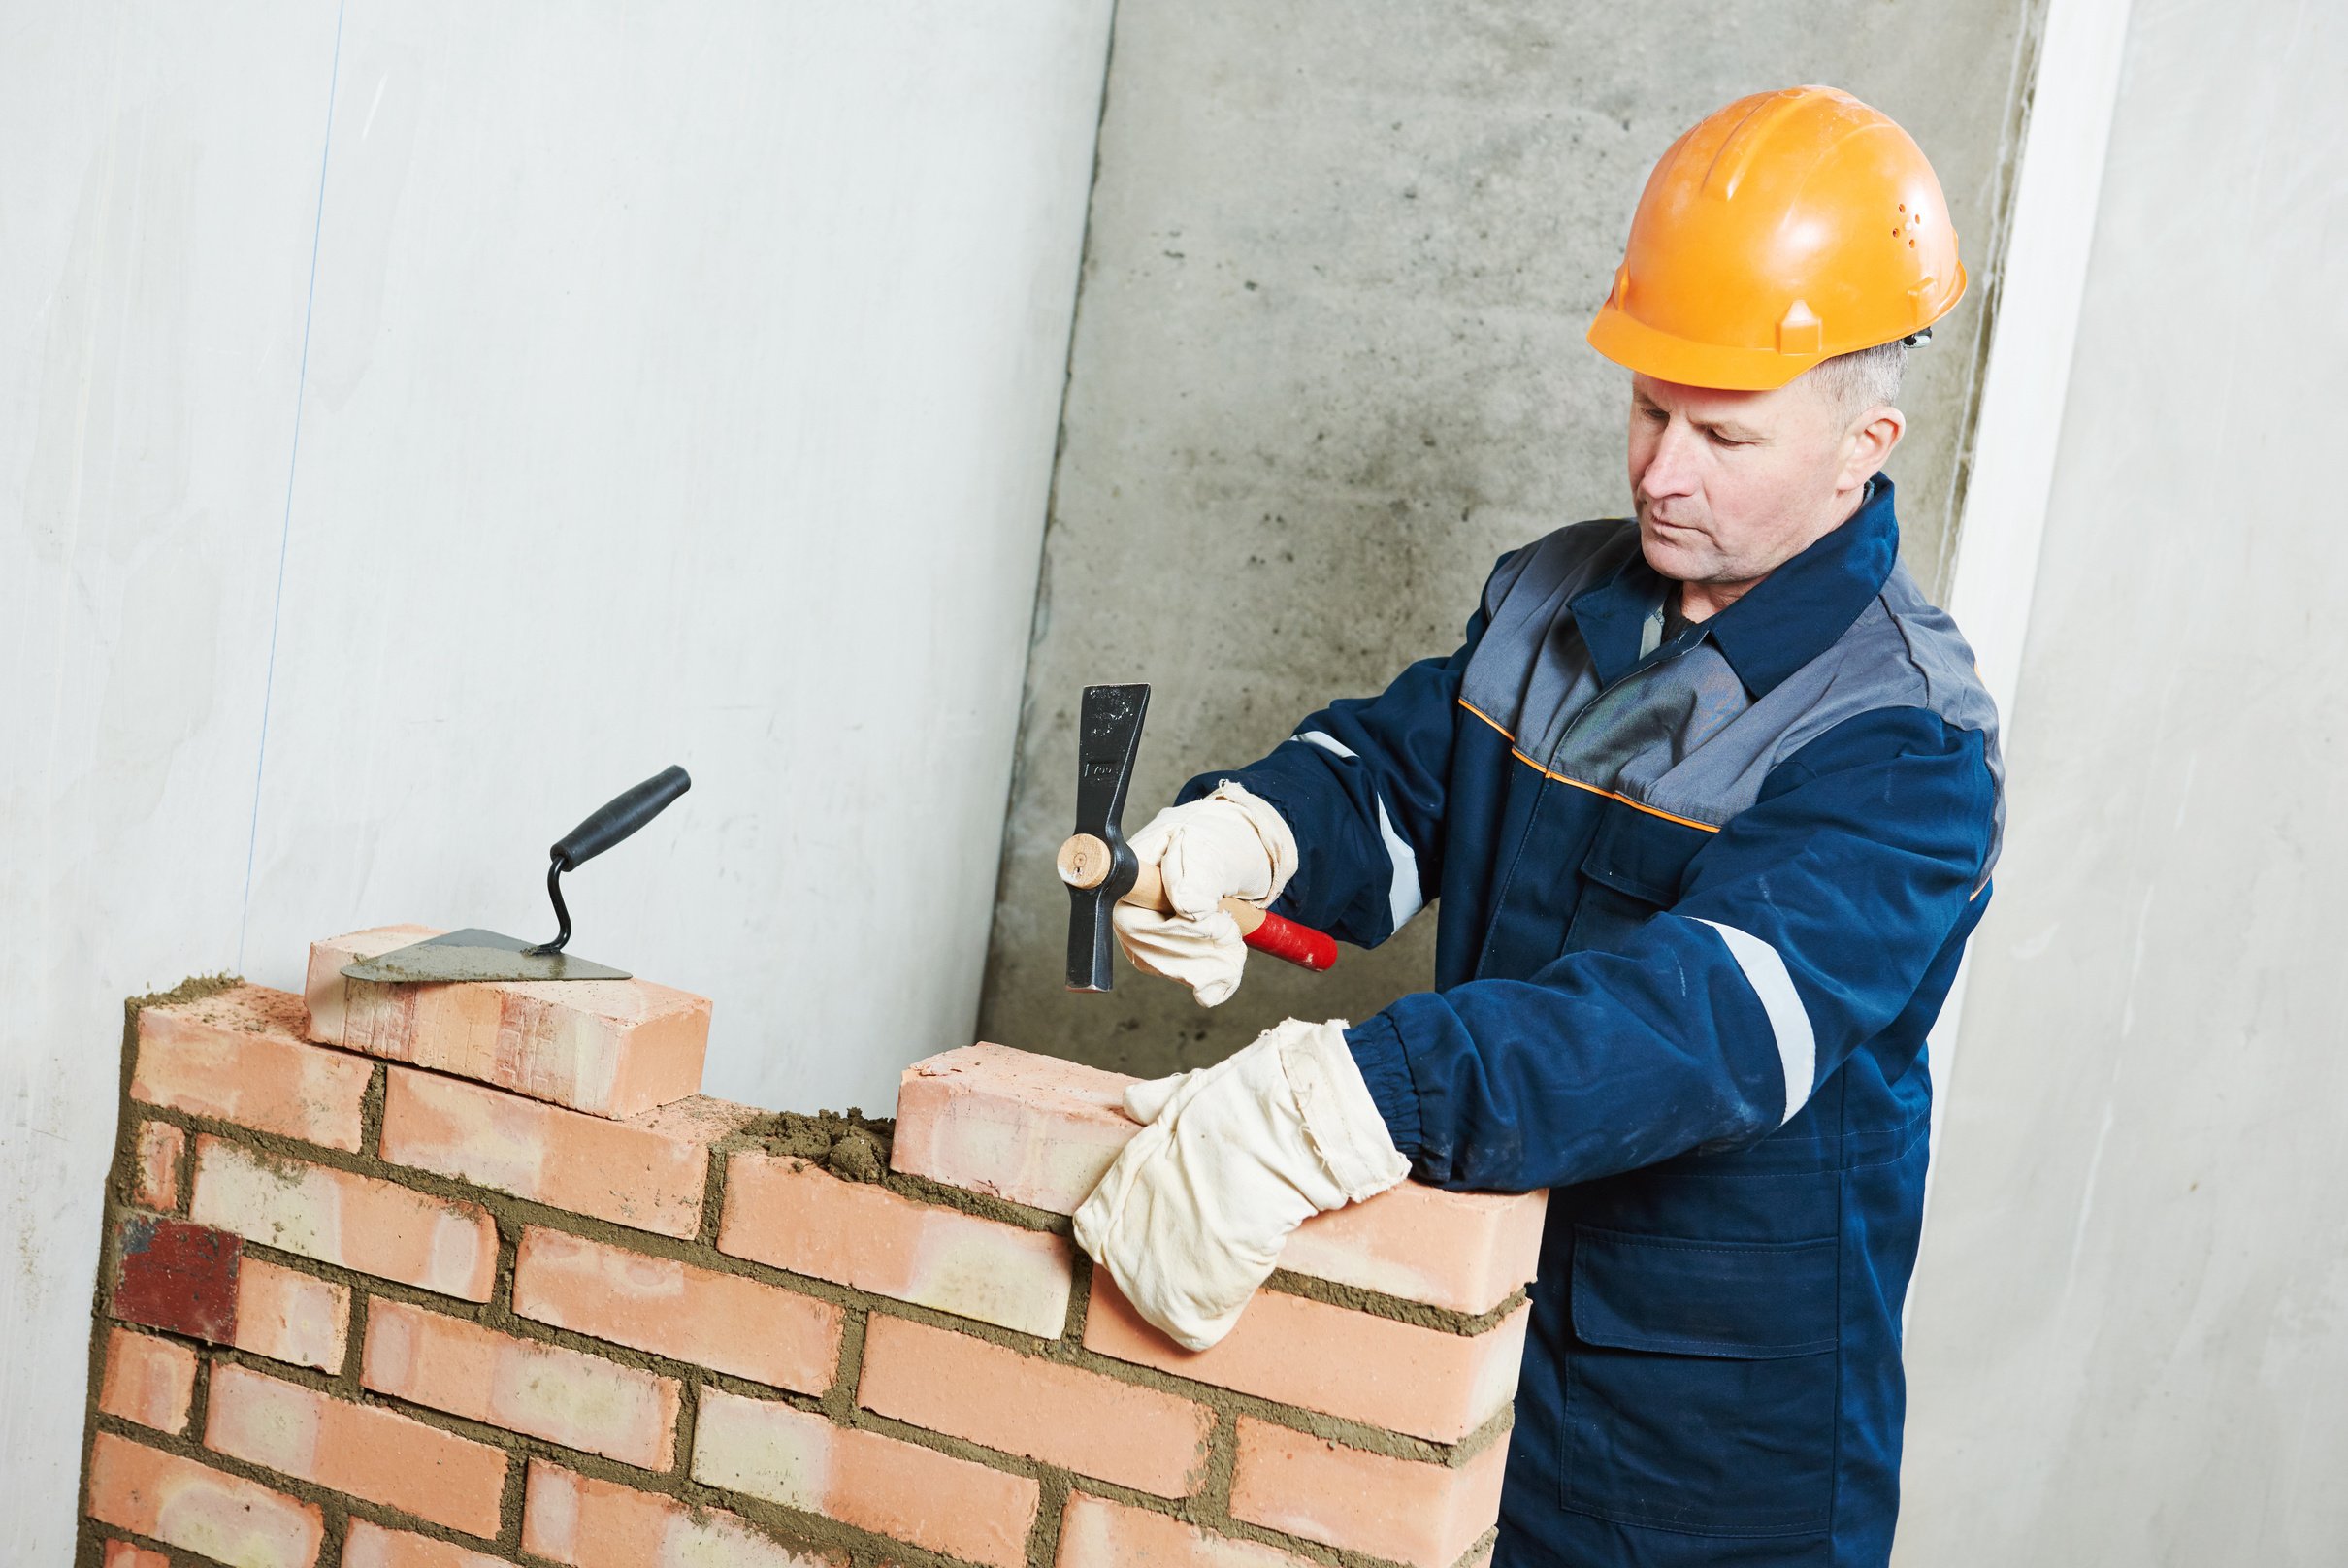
[1639,526,1715,583]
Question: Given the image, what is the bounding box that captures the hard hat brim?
[1586,260,1969,393]
[1586,299,1826,392]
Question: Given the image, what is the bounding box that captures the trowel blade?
[340,928,633,984]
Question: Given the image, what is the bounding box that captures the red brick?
[111,1213,239,1341]
[858,1314,1211,1496]
[342,1520,511,1568]
[97,1327,197,1434]
[130,1121,185,1212]
[891,1044,1548,1315]
[307,927,711,1120]
[231,1257,349,1372]
[1083,1273,1529,1444]
[84,1430,323,1568]
[380,1069,754,1238]
[102,1542,171,1568]
[1228,1417,1508,1568]
[206,1363,507,1537]
[693,1387,1039,1568]
[719,1153,1071,1337]
[363,1299,680,1470]
[512,1226,841,1392]
[189,1136,497,1301]
[133,985,373,1152]
[523,1459,841,1568]
[1052,1493,1315,1567]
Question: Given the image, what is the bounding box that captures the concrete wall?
[982,0,2046,1076]
[1897,1,2348,1559]
[1,1,1109,1549]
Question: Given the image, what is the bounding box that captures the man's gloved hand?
[1111,781,1300,1007]
[1072,1017,1408,1351]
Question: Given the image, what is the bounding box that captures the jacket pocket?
[1560,802,1708,955]
[1561,1225,1839,1539]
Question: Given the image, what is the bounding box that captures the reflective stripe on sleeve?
[1293,731,1425,933]
[1691,918,1817,1125]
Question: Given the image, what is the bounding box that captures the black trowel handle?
[551,766,692,869]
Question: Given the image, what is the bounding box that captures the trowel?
[342,765,692,985]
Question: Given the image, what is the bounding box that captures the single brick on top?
[304,926,711,1120]
[891,1043,1548,1316]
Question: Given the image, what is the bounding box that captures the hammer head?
[1062,683,1149,991]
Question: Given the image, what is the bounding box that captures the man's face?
[1626,371,1889,591]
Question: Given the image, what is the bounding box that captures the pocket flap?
[1578,803,1706,905]
[1571,1226,1837,1359]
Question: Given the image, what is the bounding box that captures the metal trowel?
[342,765,693,985]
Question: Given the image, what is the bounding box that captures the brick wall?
[79,927,1545,1568]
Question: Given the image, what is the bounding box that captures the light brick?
[84,1430,323,1568]
[512,1226,841,1392]
[1053,1493,1315,1568]
[102,1542,171,1568]
[693,1388,1038,1568]
[190,1136,497,1301]
[890,1045,1141,1212]
[1228,1418,1509,1568]
[342,1519,511,1568]
[302,924,439,1043]
[858,1314,1211,1497]
[1084,1274,1529,1444]
[232,1257,350,1372]
[522,1460,841,1568]
[891,1044,1548,1314]
[133,985,373,1152]
[131,1121,185,1211]
[308,927,711,1120]
[381,1070,755,1238]
[97,1327,197,1434]
[719,1154,1071,1337]
[363,1299,680,1470]
[206,1363,506,1538]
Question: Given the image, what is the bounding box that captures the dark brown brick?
[112,1212,240,1342]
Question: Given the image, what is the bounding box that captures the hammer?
[1059,683,1340,992]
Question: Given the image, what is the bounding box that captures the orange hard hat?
[1586,86,1966,391]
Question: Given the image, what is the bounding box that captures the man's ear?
[1840,406,1906,490]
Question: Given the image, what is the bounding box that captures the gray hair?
[1808,340,1909,417]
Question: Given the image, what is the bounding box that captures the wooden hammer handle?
[1057,835,1339,972]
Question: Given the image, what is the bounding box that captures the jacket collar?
[1569,475,1902,696]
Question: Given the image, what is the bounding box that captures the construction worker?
[1073,87,2002,1566]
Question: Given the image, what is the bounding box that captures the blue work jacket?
[1181,479,2002,1567]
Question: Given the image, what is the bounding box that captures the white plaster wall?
[0,0,1110,1546]
[1897,0,2348,1559]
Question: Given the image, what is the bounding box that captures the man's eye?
[1707,430,1750,447]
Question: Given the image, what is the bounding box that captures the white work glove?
[1072,1017,1409,1351]
[1112,781,1300,1008]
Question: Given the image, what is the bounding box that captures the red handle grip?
[1241,908,1339,971]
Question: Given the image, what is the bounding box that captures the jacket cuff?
[1343,1014,1423,1162]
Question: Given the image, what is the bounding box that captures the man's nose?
[1638,421,1703,500]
